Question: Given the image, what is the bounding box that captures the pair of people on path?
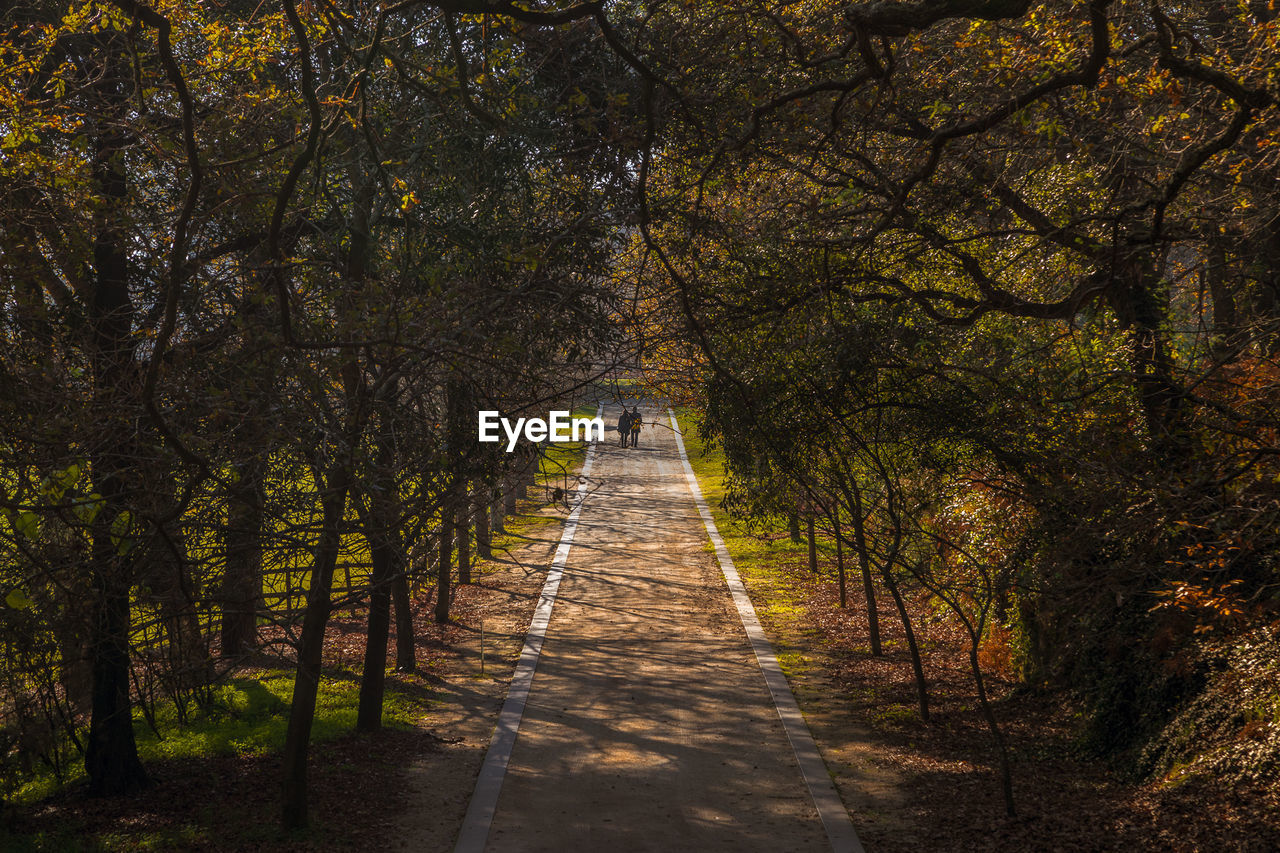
[616,407,642,447]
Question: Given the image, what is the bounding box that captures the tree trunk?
[848,490,882,656]
[1107,257,1188,448]
[355,532,389,722]
[359,384,415,700]
[149,527,209,707]
[514,454,529,501]
[392,570,415,672]
[84,31,149,796]
[280,25,377,835]
[281,466,351,829]
[834,514,846,609]
[457,496,472,585]
[436,511,453,623]
[526,450,539,493]
[787,510,802,544]
[1252,226,1280,355]
[439,379,468,603]
[490,486,505,535]
[85,546,150,796]
[475,482,492,560]
[807,513,818,574]
[969,640,1015,817]
[881,560,929,722]
[220,455,264,658]
[504,472,519,515]
[1207,240,1238,356]
[356,512,393,732]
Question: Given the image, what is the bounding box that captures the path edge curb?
[453,405,603,853]
[669,408,866,853]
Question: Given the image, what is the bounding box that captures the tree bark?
[356,420,402,730]
[85,547,150,796]
[848,488,882,656]
[475,482,492,560]
[1107,257,1188,448]
[220,455,264,658]
[281,465,351,829]
[833,513,847,609]
[504,472,519,515]
[392,570,415,672]
[514,453,529,501]
[807,513,818,574]
[436,511,453,623]
[148,526,208,707]
[84,30,149,797]
[437,380,466,617]
[969,641,1015,817]
[356,510,393,732]
[787,509,802,544]
[882,559,929,722]
[457,496,472,585]
[490,485,506,535]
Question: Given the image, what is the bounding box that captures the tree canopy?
[2,0,1278,835]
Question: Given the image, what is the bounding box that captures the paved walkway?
[458,405,850,852]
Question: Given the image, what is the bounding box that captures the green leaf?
[110,509,135,554]
[72,493,105,525]
[13,510,40,540]
[5,589,34,610]
[57,462,82,491]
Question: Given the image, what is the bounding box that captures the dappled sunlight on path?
[466,403,836,852]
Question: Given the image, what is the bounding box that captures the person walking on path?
[617,408,631,446]
[629,408,642,447]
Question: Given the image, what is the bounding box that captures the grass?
[676,412,934,734]
[490,405,597,548]
[139,670,427,758]
[673,410,829,679]
[4,403,598,839]
[674,411,813,572]
[9,668,433,807]
[536,404,599,482]
[4,820,215,853]
[0,664,438,851]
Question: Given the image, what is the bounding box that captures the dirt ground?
[389,515,566,853]
[735,549,1280,852]
[0,491,567,851]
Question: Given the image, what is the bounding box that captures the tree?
[638,0,1280,793]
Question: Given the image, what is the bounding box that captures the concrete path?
[459,405,847,852]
